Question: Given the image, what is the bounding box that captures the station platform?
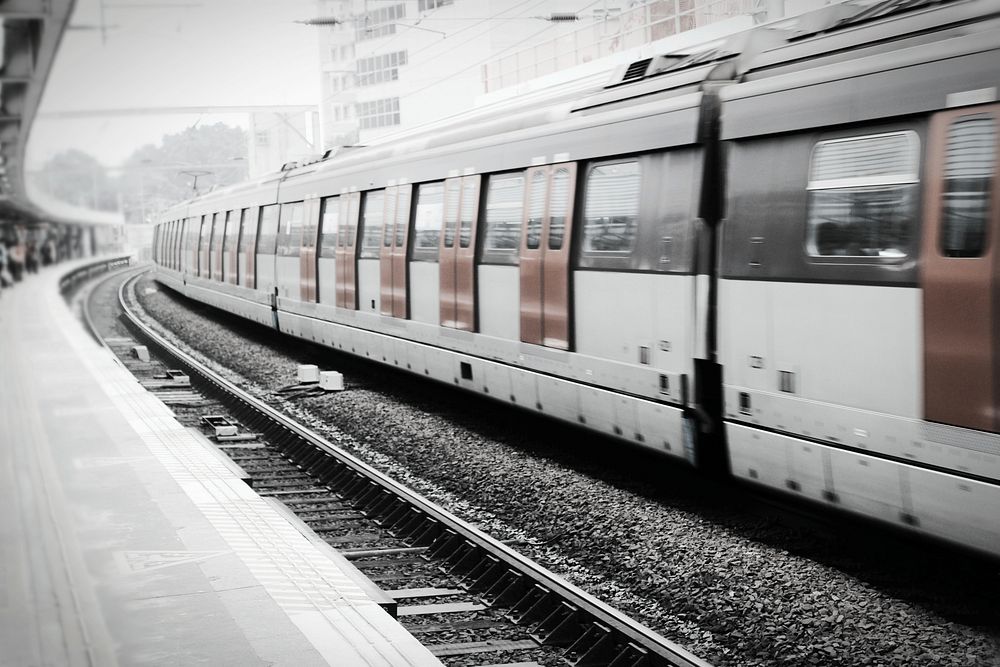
[0,259,442,666]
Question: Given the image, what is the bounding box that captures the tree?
[35,149,119,211]
[119,122,248,224]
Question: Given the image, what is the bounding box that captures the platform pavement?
[0,259,443,666]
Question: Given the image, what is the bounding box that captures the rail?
[115,270,712,667]
[58,255,133,300]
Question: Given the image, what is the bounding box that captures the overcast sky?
[27,0,322,169]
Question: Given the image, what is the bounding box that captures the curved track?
[94,266,711,667]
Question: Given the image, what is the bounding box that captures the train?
[152,0,1000,558]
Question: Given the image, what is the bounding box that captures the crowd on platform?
[0,223,88,291]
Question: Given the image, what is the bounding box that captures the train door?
[189,217,201,277]
[439,175,480,330]
[237,207,258,289]
[256,204,280,295]
[167,222,175,270]
[336,191,361,309]
[199,215,211,278]
[162,223,169,268]
[392,184,412,318]
[379,184,413,317]
[300,199,319,302]
[179,220,188,273]
[275,202,305,299]
[519,162,577,349]
[317,196,339,305]
[380,185,399,315]
[225,210,239,284]
[923,104,1000,432]
[208,213,226,282]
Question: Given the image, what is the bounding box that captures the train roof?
[160,0,1000,219]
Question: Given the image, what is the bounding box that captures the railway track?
[85,266,711,667]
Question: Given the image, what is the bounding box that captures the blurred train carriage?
[152,0,1000,557]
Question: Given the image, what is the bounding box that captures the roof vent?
[621,58,652,83]
[280,161,299,171]
[322,145,368,160]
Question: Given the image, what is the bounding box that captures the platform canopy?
[0,0,76,227]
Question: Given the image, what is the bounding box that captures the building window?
[356,97,401,130]
[357,3,404,41]
[806,131,919,259]
[940,114,995,258]
[419,0,453,11]
[582,160,641,255]
[357,51,408,87]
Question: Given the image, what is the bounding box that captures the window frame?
[256,204,281,256]
[359,190,385,260]
[480,171,525,266]
[411,181,444,262]
[804,130,921,264]
[938,113,995,258]
[318,195,340,258]
[276,201,306,257]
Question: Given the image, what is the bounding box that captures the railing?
[58,255,133,300]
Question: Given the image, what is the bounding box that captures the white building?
[313,0,824,150]
[248,107,322,177]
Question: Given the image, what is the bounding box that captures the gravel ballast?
[134,277,1000,667]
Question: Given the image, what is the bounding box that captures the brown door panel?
[335,196,349,308]
[440,178,462,328]
[246,207,258,289]
[455,175,481,332]
[380,186,398,316]
[542,163,577,350]
[300,200,319,302]
[393,184,412,319]
[519,167,549,345]
[345,191,360,310]
[922,105,1000,432]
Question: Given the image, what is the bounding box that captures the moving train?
[152,0,1000,557]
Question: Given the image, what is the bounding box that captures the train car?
[716,0,1000,556]
[151,0,1000,557]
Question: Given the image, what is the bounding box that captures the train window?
[223,211,238,252]
[276,202,305,257]
[548,167,572,250]
[482,173,524,265]
[459,179,477,248]
[257,205,280,255]
[318,196,340,257]
[199,215,211,252]
[443,179,461,248]
[395,186,410,247]
[582,160,641,256]
[360,190,385,259]
[412,182,443,261]
[237,209,254,254]
[382,192,393,249]
[210,212,222,254]
[526,170,546,250]
[940,115,995,258]
[806,131,919,259]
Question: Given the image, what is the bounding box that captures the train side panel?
[719,22,1000,555]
